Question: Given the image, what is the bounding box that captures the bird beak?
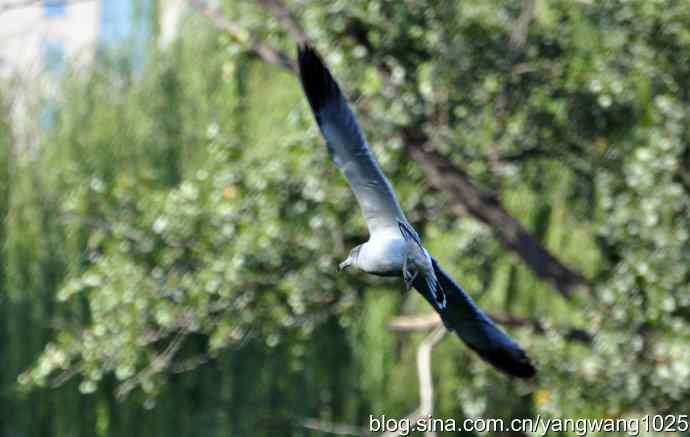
[338,258,352,272]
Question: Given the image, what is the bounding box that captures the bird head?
[338,245,362,271]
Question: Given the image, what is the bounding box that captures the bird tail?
[413,258,536,378]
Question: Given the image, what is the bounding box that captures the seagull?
[297,44,535,378]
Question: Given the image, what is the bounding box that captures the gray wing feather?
[297,45,407,235]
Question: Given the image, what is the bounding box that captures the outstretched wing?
[414,258,536,378]
[297,45,407,236]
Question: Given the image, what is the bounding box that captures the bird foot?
[402,254,417,290]
[403,269,418,290]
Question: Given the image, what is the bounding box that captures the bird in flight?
[297,44,535,378]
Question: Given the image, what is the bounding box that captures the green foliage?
[1,1,689,436]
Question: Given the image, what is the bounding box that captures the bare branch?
[417,326,446,418]
[256,0,307,43]
[186,0,296,72]
[508,0,536,57]
[388,313,594,345]
[297,327,448,437]
[388,314,440,332]
[382,326,446,437]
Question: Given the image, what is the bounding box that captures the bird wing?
[413,257,536,378]
[297,45,407,236]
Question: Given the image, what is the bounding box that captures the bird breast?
[358,235,406,276]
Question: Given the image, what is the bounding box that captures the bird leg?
[402,254,418,290]
[338,257,352,271]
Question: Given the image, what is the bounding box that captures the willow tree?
[3,1,689,436]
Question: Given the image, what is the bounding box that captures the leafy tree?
[1,1,689,436]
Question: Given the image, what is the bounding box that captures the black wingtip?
[428,258,537,379]
[297,44,340,116]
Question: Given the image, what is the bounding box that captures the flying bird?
[297,44,535,378]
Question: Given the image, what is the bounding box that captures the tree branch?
[296,328,447,437]
[405,138,589,298]
[256,0,307,43]
[186,0,296,72]
[381,326,446,437]
[190,0,590,299]
[508,0,535,58]
[388,313,593,345]
[416,326,446,419]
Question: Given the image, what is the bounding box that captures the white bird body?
[358,232,406,276]
[357,230,431,274]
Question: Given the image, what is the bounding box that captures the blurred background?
[1,0,689,436]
